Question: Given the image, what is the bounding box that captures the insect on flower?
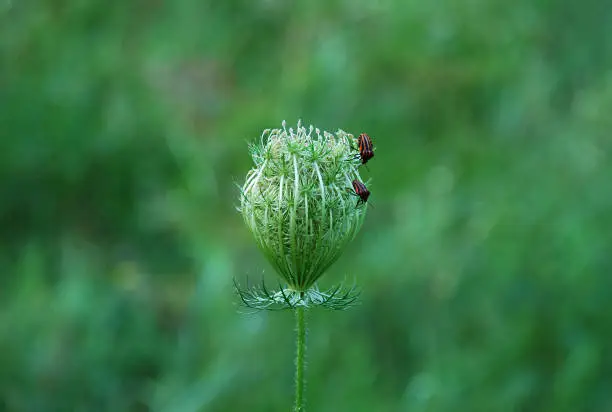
[347,133,375,168]
[349,179,371,207]
[357,133,374,164]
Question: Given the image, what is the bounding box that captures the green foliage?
[1,0,612,411]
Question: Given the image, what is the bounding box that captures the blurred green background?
[2,0,612,411]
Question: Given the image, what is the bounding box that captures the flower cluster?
[236,120,372,310]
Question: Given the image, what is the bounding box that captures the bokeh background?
[2,1,612,411]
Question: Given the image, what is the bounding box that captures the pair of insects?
[348,133,374,207]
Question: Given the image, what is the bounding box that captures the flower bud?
[239,120,367,293]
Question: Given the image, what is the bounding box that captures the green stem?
[294,306,306,412]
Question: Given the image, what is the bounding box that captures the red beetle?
[349,179,370,207]
[356,133,374,164]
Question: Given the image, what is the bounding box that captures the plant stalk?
[294,306,306,412]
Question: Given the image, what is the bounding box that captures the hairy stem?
[294,305,306,412]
